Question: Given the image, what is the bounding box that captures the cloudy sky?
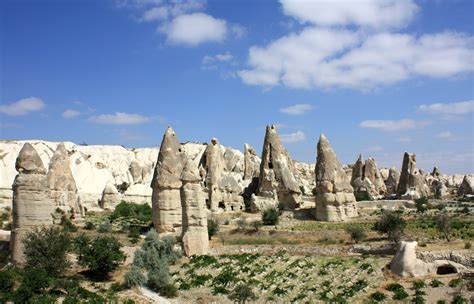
[1,0,473,174]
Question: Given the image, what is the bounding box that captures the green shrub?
[110,201,152,222]
[436,300,447,304]
[133,230,181,268]
[97,220,112,233]
[61,215,78,232]
[415,197,428,213]
[369,291,387,302]
[386,283,408,300]
[345,225,367,243]
[147,263,177,297]
[374,210,406,242]
[208,217,219,240]
[229,283,257,304]
[74,234,125,279]
[84,221,95,230]
[412,280,426,290]
[0,268,15,293]
[430,279,444,288]
[451,294,468,304]
[262,208,279,226]
[14,267,52,303]
[124,266,146,288]
[23,226,71,277]
[448,278,463,288]
[435,211,452,241]
[464,241,471,249]
[129,226,141,244]
[355,191,372,201]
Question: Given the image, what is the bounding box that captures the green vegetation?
[345,225,367,243]
[110,201,152,222]
[369,291,387,302]
[262,207,279,225]
[448,278,463,288]
[355,191,372,202]
[74,234,126,279]
[386,283,408,300]
[415,197,428,213]
[374,210,406,242]
[435,211,452,241]
[208,217,220,240]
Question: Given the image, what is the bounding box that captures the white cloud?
[0,97,45,116]
[163,13,227,46]
[202,51,233,65]
[435,131,456,140]
[418,100,474,115]
[280,0,419,29]
[62,109,81,119]
[280,130,306,143]
[359,119,430,131]
[89,112,151,125]
[141,6,168,21]
[279,103,314,115]
[239,30,474,90]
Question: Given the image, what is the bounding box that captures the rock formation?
[385,167,400,195]
[10,143,53,264]
[457,174,473,196]
[351,155,386,200]
[99,181,121,210]
[47,143,82,216]
[397,153,430,199]
[180,159,209,256]
[129,159,153,184]
[257,125,301,209]
[151,127,185,233]
[243,143,260,180]
[202,138,225,211]
[390,241,465,277]
[314,134,357,221]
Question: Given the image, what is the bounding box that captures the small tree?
[262,207,279,226]
[207,217,219,240]
[74,234,125,279]
[345,225,367,243]
[251,220,262,232]
[229,283,257,304]
[435,211,451,241]
[124,266,146,288]
[374,210,406,242]
[23,226,71,277]
[415,197,428,214]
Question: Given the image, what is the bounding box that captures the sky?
[0,0,473,174]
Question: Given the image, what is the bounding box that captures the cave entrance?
[218,202,225,210]
[436,265,457,275]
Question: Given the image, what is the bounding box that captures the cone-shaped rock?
[99,181,121,210]
[457,174,473,196]
[180,159,208,256]
[314,134,357,221]
[47,143,82,216]
[365,157,387,196]
[385,167,400,195]
[10,143,53,264]
[397,152,430,199]
[151,127,185,233]
[257,125,301,209]
[203,138,224,211]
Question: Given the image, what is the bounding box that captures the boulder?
[180,159,208,256]
[10,143,53,264]
[47,143,82,216]
[150,127,185,233]
[457,175,474,196]
[314,134,357,221]
[257,125,301,209]
[99,181,122,210]
[397,153,430,199]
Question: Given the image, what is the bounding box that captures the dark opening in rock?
[436,265,457,275]
[218,202,225,209]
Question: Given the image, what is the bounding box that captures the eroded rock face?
[203,138,225,212]
[257,125,301,209]
[99,181,122,210]
[151,127,185,233]
[10,143,53,264]
[390,241,466,277]
[47,143,82,216]
[180,159,208,256]
[385,167,400,195]
[243,143,260,180]
[129,159,153,184]
[351,155,386,200]
[314,134,357,221]
[457,175,474,196]
[397,153,430,199]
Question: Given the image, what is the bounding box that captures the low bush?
[369,291,387,302]
[84,221,95,230]
[208,217,219,240]
[374,210,406,242]
[229,283,257,303]
[262,208,279,226]
[97,220,112,233]
[345,225,367,243]
[430,279,444,288]
[415,197,428,213]
[60,215,78,232]
[355,191,372,202]
[386,283,409,300]
[109,201,152,222]
[448,278,463,288]
[124,266,146,288]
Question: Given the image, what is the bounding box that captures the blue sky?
[1,0,473,174]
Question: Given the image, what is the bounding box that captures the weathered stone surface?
[47,143,82,216]
[351,155,386,199]
[180,159,208,256]
[99,181,122,210]
[457,174,473,196]
[397,153,430,199]
[202,138,225,212]
[390,241,466,277]
[151,127,185,233]
[250,193,279,213]
[385,167,400,195]
[314,134,357,221]
[257,125,301,209]
[10,143,53,264]
[243,143,260,180]
[129,159,153,184]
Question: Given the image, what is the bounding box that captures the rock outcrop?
[47,143,82,216]
[243,144,260,180]
[390,241,466,277]
[257,125,301,209]
[314,134,357,221]
[202,138,225,212]
[351,155,386,200]
[150,127,185,233]
[385,167,400,195]
[457,175,473,196]
[397,153,430,199]
[180,159,209,256]
[10,143,53,264]
[99,181,122,210]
